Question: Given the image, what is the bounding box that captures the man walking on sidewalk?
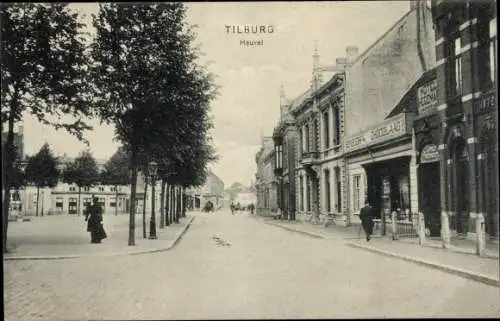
[360,200,374,242]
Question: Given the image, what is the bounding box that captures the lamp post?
[148,161,158,240]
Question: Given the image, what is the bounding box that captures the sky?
[20,1,411,188]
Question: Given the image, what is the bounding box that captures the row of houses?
[255,0,498,243]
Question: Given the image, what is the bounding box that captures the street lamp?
[148,161,158,240]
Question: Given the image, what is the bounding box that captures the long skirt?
[90,225,107,243]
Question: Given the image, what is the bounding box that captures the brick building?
[426,0,498,240]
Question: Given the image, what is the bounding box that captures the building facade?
[272,87,300,220]
[343,1,436,228]
[429,0,498,240]
[185,171,225,211]
[51,182,131,215]
[255,137,278,216]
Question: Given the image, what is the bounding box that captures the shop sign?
[474,91,496,115]
[420,144,439,163]
[417,79,438,113]
[344,114,408,153]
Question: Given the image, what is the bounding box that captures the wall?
[345,7,436,137]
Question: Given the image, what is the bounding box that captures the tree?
[24,143,59,216]
[1,3,93,251]
[90,3,218,246]
[101,146,130,216]
[62,150,100,216]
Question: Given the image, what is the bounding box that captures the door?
[451,139,469,234]
[418,162,441,236]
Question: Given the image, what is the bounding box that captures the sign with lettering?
[474,91,496,115]
[417,79,438,113]
[420,144,439,163]
[344,114,408,152]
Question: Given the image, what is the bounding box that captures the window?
[335,167,342,212]
[332,107,340,145]
[478,16,497,91]
[83,186,90,192]
[304,124,310,152]
[299,175,304,211]
[69,186,76,192]
[306,176,311,212]
[98,187,104,192]
[454,37,462,95]
[110,202,116,207]
[323,111,330,149]
[110,186,116,192]
[353,175,361,212]
[313,118,319,151]
[283,140,288,169]
[324,169,331,212]
[56,202,63,208]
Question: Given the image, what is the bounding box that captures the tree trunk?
[77,186,81,216]
[181,187,186,218]
[167,184,170,226]
[175,186,180,223]
[128,147,138,246]
[2,102,16,252]
[160,180,166,228]
[115,184,118,216]
[169,184,174,224]
[36,186,40,217]
[143,180,148,239]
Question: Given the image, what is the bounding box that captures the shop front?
[344,112,416,233]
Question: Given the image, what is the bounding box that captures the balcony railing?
[300,151,319,165]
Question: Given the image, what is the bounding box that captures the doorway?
[480,128,498,238]
[450,138,469,234]
[418,162,441,236]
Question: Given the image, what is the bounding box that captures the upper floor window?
[83,186,90,192]
[332,107,341,145]
[304,124,310,153]
[453,37,463,96]
[477,16,497,91]
[98,187,104,192]
[69,186,76,192]
[323,111,330,149]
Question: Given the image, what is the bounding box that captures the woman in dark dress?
[84,197,107,243]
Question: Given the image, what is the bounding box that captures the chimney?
[336,57,348,69]
[346,46,359,63]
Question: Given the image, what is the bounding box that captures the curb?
[3,216,195,261]
[264,221,326,239]
[345,241,500,288]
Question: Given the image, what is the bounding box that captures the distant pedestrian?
[84,196,107,244]
[360,200,374,242]
[249,203,255,214]
[230,202,235,215]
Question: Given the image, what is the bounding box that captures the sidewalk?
[3,212,195,260]
[256,216,500,287]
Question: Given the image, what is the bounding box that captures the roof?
[385,67,437,119]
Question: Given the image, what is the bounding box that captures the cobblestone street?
[4,210,500,320]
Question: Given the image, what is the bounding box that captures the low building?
[51,182,131,215]
[185,171,225,211]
